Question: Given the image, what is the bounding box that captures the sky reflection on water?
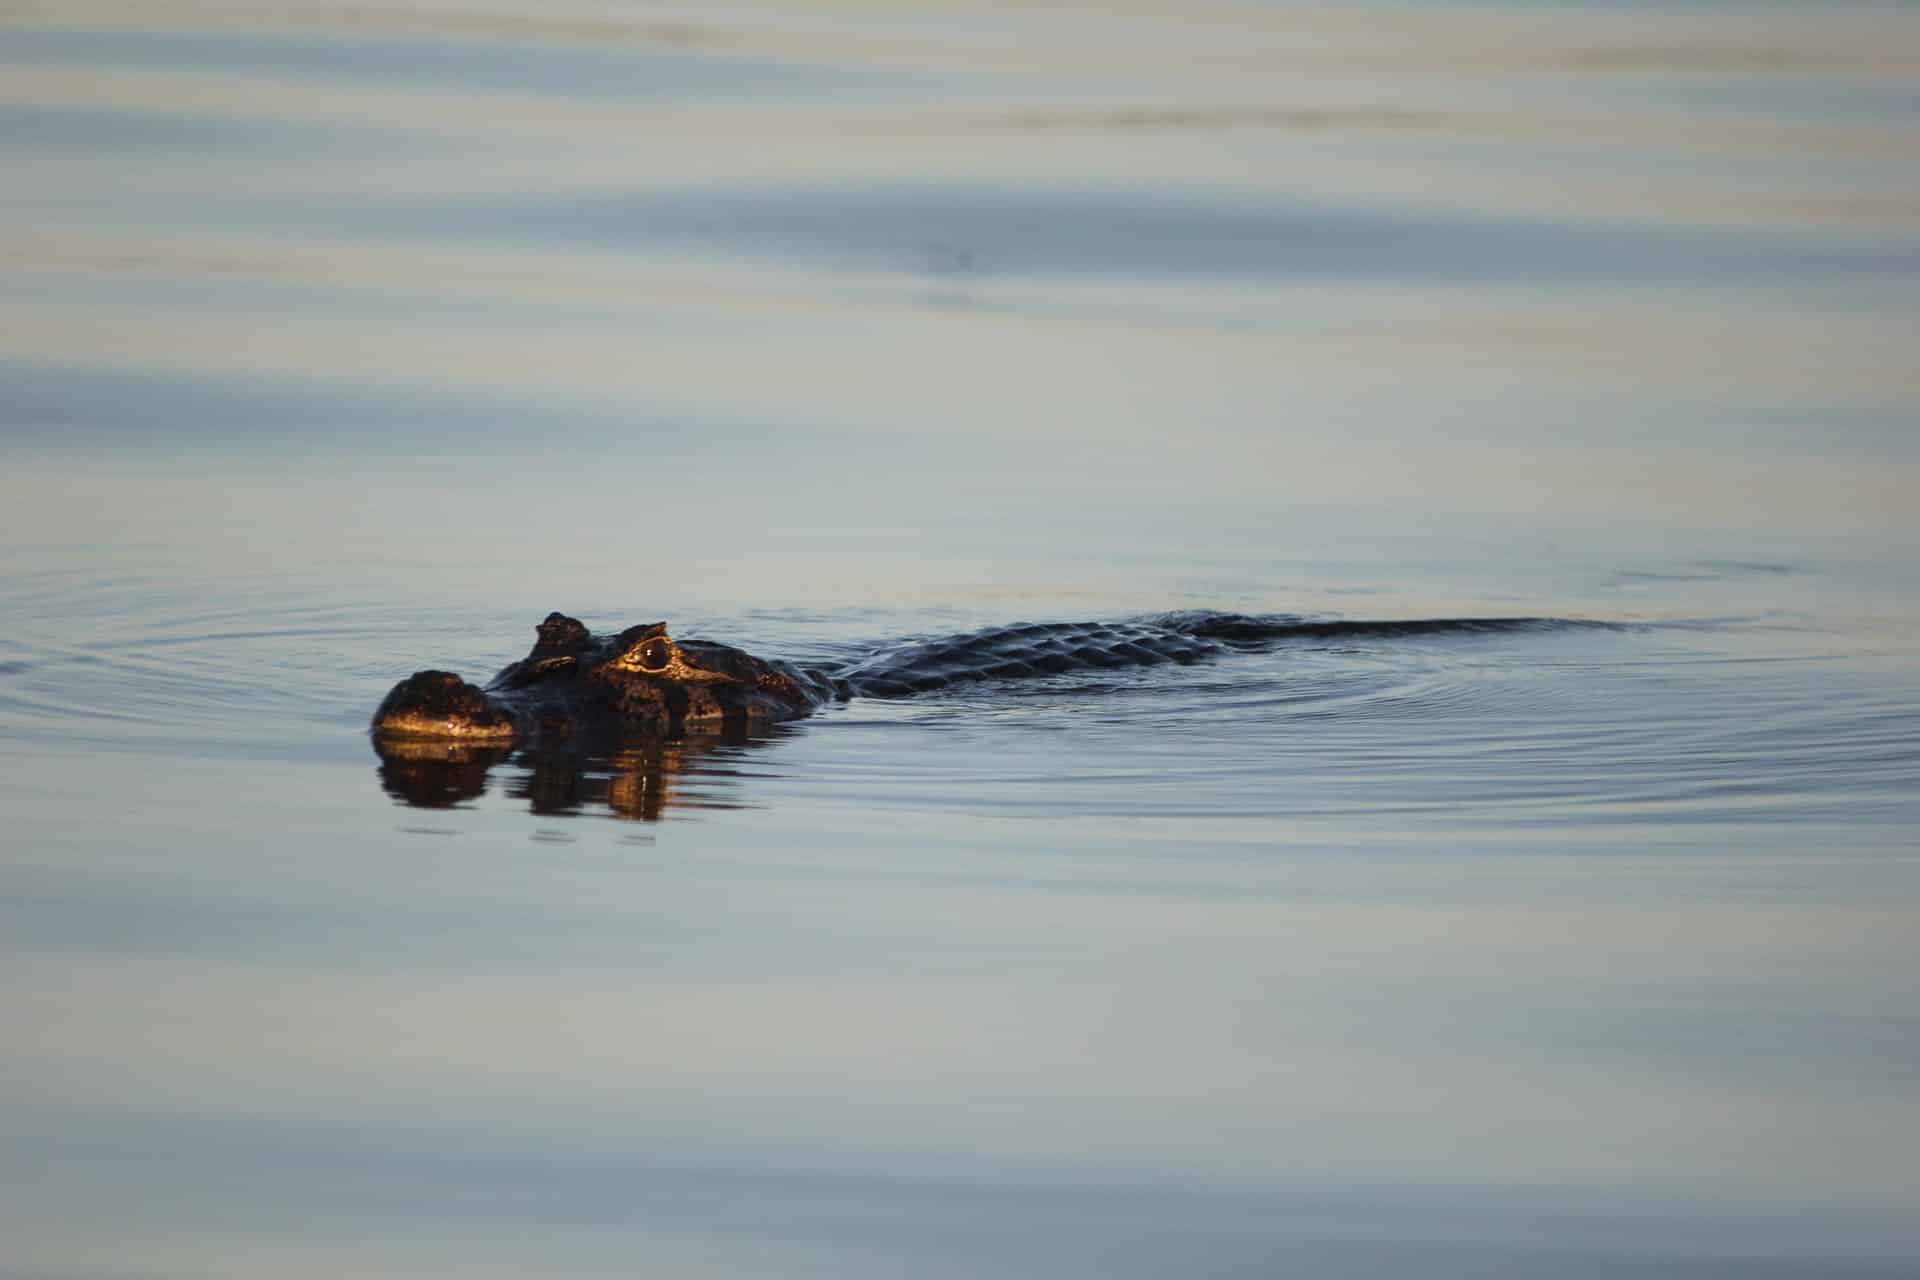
[3,0,1920,1276]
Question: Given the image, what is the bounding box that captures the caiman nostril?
[371,669,517,741]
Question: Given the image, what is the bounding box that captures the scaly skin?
[372,609,1583,746]
[371,612,845,745]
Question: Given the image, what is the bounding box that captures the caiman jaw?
[370,670,518,741]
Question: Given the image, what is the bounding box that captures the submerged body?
[371,610,1577,746]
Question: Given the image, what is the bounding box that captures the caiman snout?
[371,670,517,741]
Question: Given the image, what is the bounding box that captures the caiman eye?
[637,638,673,671]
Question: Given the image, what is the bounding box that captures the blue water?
[4,3,1919,1276]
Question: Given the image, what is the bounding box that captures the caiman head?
[371,613,821,744]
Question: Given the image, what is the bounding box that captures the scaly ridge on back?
[832,611,1592,698]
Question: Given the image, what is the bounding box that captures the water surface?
[3,2,1919,1276]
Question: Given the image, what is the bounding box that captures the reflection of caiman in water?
[372,609,1580,820]
[374,732,779,823]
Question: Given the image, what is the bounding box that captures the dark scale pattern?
[833,613,1590,698]
[839,620,1224,697]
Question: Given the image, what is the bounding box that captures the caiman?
[371,609,1574,746]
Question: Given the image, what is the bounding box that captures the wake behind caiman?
[371,610,1592,746]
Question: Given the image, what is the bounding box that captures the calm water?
[4,3,1920,1276]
